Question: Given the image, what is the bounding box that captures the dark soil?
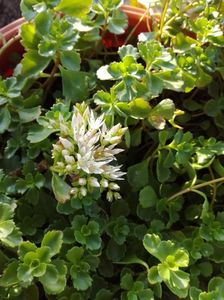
[0,0,21,28]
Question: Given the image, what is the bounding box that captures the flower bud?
[109,182,120,191]
[108,136,122,144]
[64,155,75,164]
[88,177,100,187]
[80,187,87,197]
[100,178,108,188]
[106,190,113,202]
[114,192,121,200]
[79,178,87,186]
[70,187,78,195]
[66,164,73,172]
[59,137,74,152]
[53,144,62,152]
[57,162,65,168]
[62,149,70,156]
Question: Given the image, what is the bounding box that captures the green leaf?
[21,50,51,77]
[152,99,175,120]
[96,65,114,80]
[118,45,139,60]
[143,234,161,257]
[156,151,171,182]
[41,231,63,257]
[157,263,170,281]
[127,159,149,191]
[38,40,57,57]
[108,10,128,34]
[17,263,33,283]
[66,246,84,264]
[0,203,21,246]
[148,99,175,129]
[0,261,19,287]
[20,22,39,49]
[70,263,92,291]
[27,125,56,143]
[55,0,92,18]
[60,67,89,102]
[18,241,37,260]
[18,106,41,123]
[39,261,67,295]
[148,266,161,284]
[204,99,220,117]
[139,185,158,208]
[106,239,126,261]
[61,51,81,71]
[173,32,198,53]
[52,173,71,203]
[106,216,129,245]
[129,98,151,119]
[121,273,134,290]
[0,106,11,134]
[95,289,113,300]
[35,11,52,36]
[167,269,189,298]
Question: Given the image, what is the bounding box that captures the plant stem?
[124,7,150,45]
[164,2,197,28]
[41,54,60,102]
[209,166,217,208]
[167,176,224,202]
[42,59,59,90]
[158,0,170,38]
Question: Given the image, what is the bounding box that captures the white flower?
[101,123,127,145]
[103,165,126,181]
[52,103,127,201]
[89,110,104,130]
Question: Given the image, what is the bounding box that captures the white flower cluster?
[51,103,127,201]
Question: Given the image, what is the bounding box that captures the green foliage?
[72,215,101,250]
[0,0,224,299]
[66,246,94,291]
[144,234,190,298]
[0,203,22,247]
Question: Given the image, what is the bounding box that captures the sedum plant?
[0,0,224,299]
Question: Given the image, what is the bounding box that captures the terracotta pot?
[0,18,24,76]
[0,6,151,76]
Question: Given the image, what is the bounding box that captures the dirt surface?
[0,0,21,28]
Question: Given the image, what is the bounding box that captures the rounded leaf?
[41,230,63,257]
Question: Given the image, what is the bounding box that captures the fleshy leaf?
[52,173,71,203]
[41,231,63,257]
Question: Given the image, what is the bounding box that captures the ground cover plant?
[0,0,224,299]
